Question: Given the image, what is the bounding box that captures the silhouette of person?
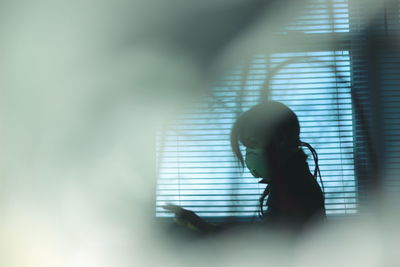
[164,101,325,234]
[231,101,325,226]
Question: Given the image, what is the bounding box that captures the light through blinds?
[156,51,356,218]
[285,0,349,33]
[156,0,355,219]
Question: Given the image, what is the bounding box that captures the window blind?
[348,0,400,206]
[155,0,356,219]
[370,0,400,202]
[285,0,349,33]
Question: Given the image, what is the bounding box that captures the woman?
[164,101,325,233]
[231,101,325,226]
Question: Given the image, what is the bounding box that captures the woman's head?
[230,101,301,179]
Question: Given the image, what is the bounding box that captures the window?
[156,0,359,220]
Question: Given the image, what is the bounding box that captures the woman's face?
[245,147,270,180]
[242,133,271,182]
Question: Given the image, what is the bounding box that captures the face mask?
[245,147,270,181]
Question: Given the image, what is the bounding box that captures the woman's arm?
[163,204,218,235]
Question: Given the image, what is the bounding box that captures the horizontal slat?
[158,176,356,183]
[159,163,355,169]
[156,199,355,204]
[157,180,356,187]
[157,187,357,196]
[159,155,354,162]
[181,107,353,116]
[157,195,357,202]
[159,160,355,166]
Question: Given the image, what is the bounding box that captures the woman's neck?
[269,148,309,181]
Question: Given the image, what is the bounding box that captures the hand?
[163,204,215,234]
